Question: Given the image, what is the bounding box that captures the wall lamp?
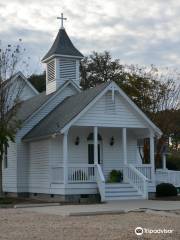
[75,136,80,145]
[110,137,114,146]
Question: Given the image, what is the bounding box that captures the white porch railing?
[156,169,180,187]
[51,164,96,184]
[51,164,151,200]
[135,164,152,180]
[124,164,148,199]
[96,164,105,202]
[68,164,96,183]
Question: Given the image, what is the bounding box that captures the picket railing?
[135,164,152,180]
[156,169,180,187]
[68,164,96,183]
[124,164,148,199]
[96,164,106,202]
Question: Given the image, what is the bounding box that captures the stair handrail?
[125,164,148,199]
[95,163,106,202]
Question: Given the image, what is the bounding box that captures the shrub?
[167,152,180,170]
[156,183,178,197]
[108,170,123,183]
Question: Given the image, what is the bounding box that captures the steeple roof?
[42,28,83,62]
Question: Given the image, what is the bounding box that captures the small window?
[4,144,8,169]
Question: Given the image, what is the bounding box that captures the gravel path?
[0,209,179,240]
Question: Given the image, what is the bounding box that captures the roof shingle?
[42,28,83,61]
[23,82,110,140]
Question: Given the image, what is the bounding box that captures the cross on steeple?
[57,13,67,29]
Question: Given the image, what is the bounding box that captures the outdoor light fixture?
[110,137,114,146]
[75,136,80,145]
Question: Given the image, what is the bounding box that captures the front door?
[88,144,101,164]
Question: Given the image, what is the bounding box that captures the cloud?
[1,0,180,80]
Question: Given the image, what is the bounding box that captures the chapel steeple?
[42,13,84,95]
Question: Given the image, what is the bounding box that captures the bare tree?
[0,40,25,196]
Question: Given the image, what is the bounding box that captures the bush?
[108,170,123,183]
[0,198,13,204]
[156,183,178,197]
[167,152,180,170]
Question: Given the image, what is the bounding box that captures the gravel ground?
[0,209,179,240]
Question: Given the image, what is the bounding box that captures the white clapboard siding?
[50,136,63,165]
[74,91,147,128]
[99,128,122,180]
[14,84,78,192]
[28,139,50,193]
[99,128,138,179]
[46,57,80,94]
[46,80,57,95]
[7,77,37,109]
[16,75,38,101]
[69,128,90,164]
[2,141,17,192]
[19,85,37,101]
[2,79,37,193]
[68,127,138,178]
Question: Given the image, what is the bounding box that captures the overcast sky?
[1,0,180,76]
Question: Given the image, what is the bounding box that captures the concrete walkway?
[20,200,180,216]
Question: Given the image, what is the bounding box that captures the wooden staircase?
[105,182,145,201]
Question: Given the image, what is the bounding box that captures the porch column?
[149,131,155,183]
[122,128,127,165]
[162,154,167,170]
[63,129,69,185]
[94,126,98,164]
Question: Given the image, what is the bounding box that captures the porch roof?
[23,82,111,141]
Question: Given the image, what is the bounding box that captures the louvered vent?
[59,58,76,81]
[47,60,55,82]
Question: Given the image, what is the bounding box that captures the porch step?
[105,182,144,201]
[106,195,144,201]
[106,183,134,189]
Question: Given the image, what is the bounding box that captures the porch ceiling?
[71,126,150,138]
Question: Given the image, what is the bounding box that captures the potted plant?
[108,170,123,183]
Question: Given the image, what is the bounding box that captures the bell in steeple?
[42,13,84,94]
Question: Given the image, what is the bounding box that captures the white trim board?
[42,54,83,63]
[61,81,162,136]
[12,71,39,95]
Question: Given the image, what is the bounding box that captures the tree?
[170,109,180,151]
[80,51,180,167]
[80,51,125,89]
[28,72,46,92]
[0,40,25,196]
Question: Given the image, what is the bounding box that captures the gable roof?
[23,81,162,141]
[16,91,53,123]
[3,71,39,95]
[16,80,81,124]
[42,28,84,62]
[23,82,110,140]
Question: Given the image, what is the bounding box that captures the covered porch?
[50,126,156,200]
